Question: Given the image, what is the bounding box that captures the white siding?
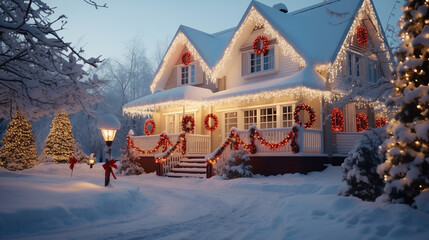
[225,29,301,90]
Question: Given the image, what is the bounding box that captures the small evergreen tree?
[378,0,429,205]
[221,148,253,180]
[118,148,144,175]
[74,142,89,163]
[43,112,75,163]
[340,128,388,201]
[0,113,38,170]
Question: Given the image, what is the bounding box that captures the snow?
[208,65,326,101]
[96,113,121,130]
[1,164,429,240]
[123,85,214,112]
[239,0,363,64]
[125,66,326,111]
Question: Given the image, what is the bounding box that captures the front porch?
[127,127,363,177]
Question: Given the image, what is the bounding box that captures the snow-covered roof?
[180,25,235,68]
[250,0,363,64]
[123,85,214,114]
[124,66,329,115]
[208,66,326,101]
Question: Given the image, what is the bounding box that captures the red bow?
[69,157,78,170]
[103,160,118,180]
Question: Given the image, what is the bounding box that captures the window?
[282,105,293,127]
[165,113,195,134]
[224,112,238,136]
[260,107,277,129]
[181,65,195,85]
[167,115,175,134]
[243,48,275,76]
[347,51,381,83]
[244,109,257,129]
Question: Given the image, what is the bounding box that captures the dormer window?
[346,51,381,83]
[181,65,195,85]
[242,47,275,77]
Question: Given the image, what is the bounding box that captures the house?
[123,0,393,178]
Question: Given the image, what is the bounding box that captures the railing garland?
[126,132,172,155]
[206,124,300,165]
[155,133,186,164]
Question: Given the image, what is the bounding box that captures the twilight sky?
[44,0,402,66]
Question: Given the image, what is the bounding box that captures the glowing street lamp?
[96,114,121,162]
[88,153,95,168]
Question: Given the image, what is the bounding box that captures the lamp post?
[97,114,120,187]
[96,114,121,162]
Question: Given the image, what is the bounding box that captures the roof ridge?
[290,0,341,15]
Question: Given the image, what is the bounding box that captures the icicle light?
[328,0,393,82]
[123,87,331,117]
[150,32,214,93]
[212,7,306,79]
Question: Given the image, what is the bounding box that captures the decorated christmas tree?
[0,113,38,171]
[378,0,429,205]
[43,112,75,163]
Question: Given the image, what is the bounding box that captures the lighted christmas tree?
[0,113,38,171]
[42,112,75,163]
[378,0,429,205]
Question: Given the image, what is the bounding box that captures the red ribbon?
[103,160,118,180]
[69,157,78,170]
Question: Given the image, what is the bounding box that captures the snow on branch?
[0,0,105,120]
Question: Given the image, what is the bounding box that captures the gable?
[328,0,393,82]
[212,5,306,79]
[150,31,214,93]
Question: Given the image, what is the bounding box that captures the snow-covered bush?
[38,154,54,164]
[340,127,388,201]
[74,142,89,163]
[118,148,144,176]
[220,148,252,180]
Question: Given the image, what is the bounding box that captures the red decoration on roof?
[253,35,269,55]
[357,26,368,46]
[181,52,191,65]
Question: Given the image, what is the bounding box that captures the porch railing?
[129,133,211,156]
[234,127,322,154]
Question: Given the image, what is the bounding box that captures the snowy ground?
[1,163,428,240]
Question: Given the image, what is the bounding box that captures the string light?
[204,113,219,131]
[331,108,344,132]
[143,119,156,136]
[293,104,316,128]
[328,0,393,82]
[356,112,368,132]
[150,32,214,92]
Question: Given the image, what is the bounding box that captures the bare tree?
[100,36,154,106]
[0,0,105,120]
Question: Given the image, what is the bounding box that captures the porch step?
[166,172,206,178]
[167,157,207,178]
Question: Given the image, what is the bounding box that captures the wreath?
[357,26,368,46]
[356,112,368,132]
[181,115,195,133]
[252,35,269,55]
[331,108,344,132]
[204,113,218,132]
[144,119,156,135]
[181,51,191,65]
[294,104,316,128]
[376,117,386,128]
